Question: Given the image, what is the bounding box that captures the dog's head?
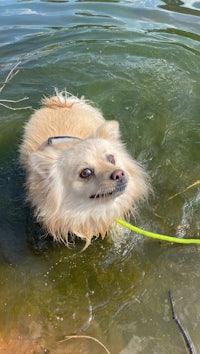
[28,121,149,245]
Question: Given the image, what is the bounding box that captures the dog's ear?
[29,150,59,179]
[96,120,120,140]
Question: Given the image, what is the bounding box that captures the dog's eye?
[79,168,94,179]
[107,154,115,165]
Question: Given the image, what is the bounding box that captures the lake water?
[0,0,200,353]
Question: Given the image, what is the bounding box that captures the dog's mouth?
[90,182,127,199]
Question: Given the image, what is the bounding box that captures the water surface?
[0,0,200,353]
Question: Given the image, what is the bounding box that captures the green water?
[0,0,200,353]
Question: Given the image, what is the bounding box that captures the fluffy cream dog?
[20,91,149,248]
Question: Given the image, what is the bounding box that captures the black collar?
[48,136,81,145]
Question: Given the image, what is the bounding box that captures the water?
[0,0,199,352]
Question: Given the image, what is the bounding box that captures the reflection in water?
[160,0,200,16]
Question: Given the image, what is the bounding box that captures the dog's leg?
[25,205,54,253]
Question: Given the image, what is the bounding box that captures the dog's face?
[28,125,148,244]
[30,136,148,215]
[58,139,128,204]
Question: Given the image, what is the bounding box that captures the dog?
[20,91,149,248]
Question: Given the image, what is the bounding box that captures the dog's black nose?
[110,169,125,182]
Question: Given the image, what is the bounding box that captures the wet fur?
[20,91,149,248]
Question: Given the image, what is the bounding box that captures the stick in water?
[168,290,196,354]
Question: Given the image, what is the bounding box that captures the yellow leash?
[116,219,200,245]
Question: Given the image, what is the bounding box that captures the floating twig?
[0,101,32,110]
[0,97,29,103]
[58,334,111,354]
[0,61,32,110]
[0,61,20,93]
[168,180,200,201]
[168,290,196,354]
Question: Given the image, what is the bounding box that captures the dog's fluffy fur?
[20,91,149,248]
